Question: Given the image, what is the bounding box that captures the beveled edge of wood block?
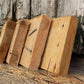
[29,15,52,22]
[6,20,16,24]
[16,19,30,26]
[0,20,16,41]
[2,20,16,29]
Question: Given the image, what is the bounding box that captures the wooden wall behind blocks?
[6,20,30,66]
[0,20,16,63]
[40,16,78,75]
[20,15,51,70]
[0,0,84,54]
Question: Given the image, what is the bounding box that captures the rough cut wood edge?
[20,15,51,70]
[0,20,16,63]
[6,19,30,66]
[40,16,78,75]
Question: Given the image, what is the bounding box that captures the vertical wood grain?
[57,0,84,17]
[0,0,14,24]
[31,0,57,18]
[16,0,30,20]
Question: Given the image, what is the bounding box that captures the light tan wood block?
[20,15,51,70]
[0,20,16,63]
[6,20,30,66]
[40,16,78,75]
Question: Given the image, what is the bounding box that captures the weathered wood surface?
[41,16,78,75]
[0,0,84,54]
[0,20,16,63]
[16,0,30,20]
[20,15,51,70]
[6,20,30,66]
[57,0,84,17]
[0,0,16,25]
[31,0,57,18]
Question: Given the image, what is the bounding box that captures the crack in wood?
[47,58,51,71]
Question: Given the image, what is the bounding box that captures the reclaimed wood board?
[20,15,51,70]
[0,0,14,25]
[40,16,78,75]
[31,0,56,18]
[0,20,16,63]
[16,0,30,19]
[6,20,30,66]
[57,0,84,17]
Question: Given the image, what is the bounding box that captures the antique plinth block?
[20,15,51,70]
[6,20,30,66]
[0,20,16,63]
[40,16,78,75]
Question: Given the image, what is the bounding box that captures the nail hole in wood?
[62,24,64,28]
[57,43,59,47]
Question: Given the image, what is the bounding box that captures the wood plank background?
[0,0,84,54]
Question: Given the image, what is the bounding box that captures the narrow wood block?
[20,15,51,70]
[40,16,78,75]
[0,20,16,63]
[6,20,30,66]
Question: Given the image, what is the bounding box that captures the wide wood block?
[40,16,78,75]
[20,15,51,70]
[0,20,16,63]
[6,20,30,66]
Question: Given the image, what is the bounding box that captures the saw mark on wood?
[47,58,51,71]
[28,28,37,36]
[24,46,32,53]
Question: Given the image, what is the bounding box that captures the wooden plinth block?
[0,20,16,63]
[6,20,30,66]
[40,16,78,75]
[20,15,51,70]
